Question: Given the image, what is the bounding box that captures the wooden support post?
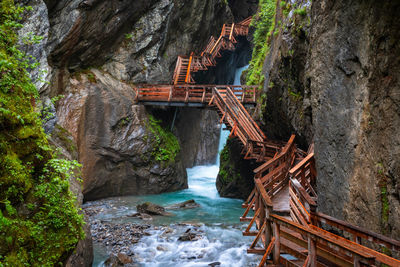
[170,107,178,131]
[307,234,317,267]
[265,204,273,249]
[229,23,235,41]
[168,86,173,102]
[273,223,280,264]
[134,87,139,102]
[185,86,189,102]
[353,235,362,267]
[309,202,318,227]
[185,55,193,84]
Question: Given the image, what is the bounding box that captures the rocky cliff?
[20,0,238,200]
[223,0,400,241]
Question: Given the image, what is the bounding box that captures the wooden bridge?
[133,16,400,267]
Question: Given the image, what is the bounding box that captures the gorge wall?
[219,0,400,241]
[22,0,245,201]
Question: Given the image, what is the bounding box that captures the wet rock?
[167,199,200,210]
[209,262,221,267]
[127,212,153,221]
[104,254,124,267]
[156,245,169,251]
[117,253,132,264]
[136,202,173,216]
[87,219,150,255]
[178,228,202,242]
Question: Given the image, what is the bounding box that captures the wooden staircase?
[172,17,253,85]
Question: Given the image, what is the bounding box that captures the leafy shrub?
[246,0,277,88]
[0,1,84,265]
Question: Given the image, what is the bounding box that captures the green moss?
[218,144,240,184]
[293,7,307,16]
[146,114,180,164]
[288,87,303,102]
[0,1,84,265]
[377,162,390,238]
[72,69,97,83]
[52,124,77,155]
[246,0,277,88]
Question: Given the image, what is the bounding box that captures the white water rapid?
[89,65,259,267]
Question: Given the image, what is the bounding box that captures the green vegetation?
[146,114,180,164]
[293,7,307,16]
[124,33,133,39]
[218,144,240,184]
[377,162,390,242]
[73,69,97,83]
[0,1,84,265]
[246,0,277,87]
[288,87,302,102]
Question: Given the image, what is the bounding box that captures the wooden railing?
[253,135,296,198]
[134,85,258,105]
[172,17,252,85]
[241,135,296,224]
[289,152,317,198]
[244,150,400,266]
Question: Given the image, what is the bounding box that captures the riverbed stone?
[167,199,200,210]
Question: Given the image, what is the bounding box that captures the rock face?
[45,0,232,88]
[258,1,313,149]
[56,70,188,201]
[36,0,234,198]
[175,108,221,167]
[307,0,400,239]
[250,0,400,240]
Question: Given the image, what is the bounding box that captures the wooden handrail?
[313,212,400,251]
[271,214,400,266]
[255,178,273,207]
[289,152,314,175]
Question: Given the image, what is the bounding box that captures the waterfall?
[90,65,259,266]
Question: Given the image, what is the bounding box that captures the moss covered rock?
[216,138,255,199]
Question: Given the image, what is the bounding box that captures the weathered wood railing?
[244,150,400,266]
[241,135,296,223]
[289,152,317,198]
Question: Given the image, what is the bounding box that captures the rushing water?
[90,65,259,266]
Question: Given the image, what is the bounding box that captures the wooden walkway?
[133,16,400,267]
[133,84,258,108]
[134,84,400,266]
[173,17,252,85]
